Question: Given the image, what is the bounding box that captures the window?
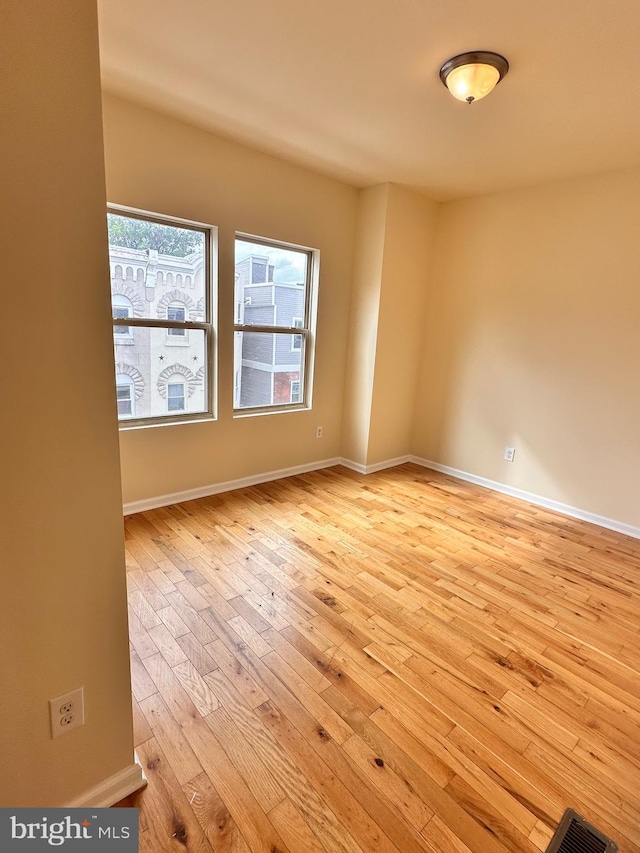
[108,207,215,426]
[167,381,185,412]
[112,295,133,336]
[234,235,316,412]
[167,302,186,337]
[291,318,303,352]
[116,374,134,418]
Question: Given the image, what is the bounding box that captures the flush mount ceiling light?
[439,51,509,104]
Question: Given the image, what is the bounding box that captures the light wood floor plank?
[118,464,640,853]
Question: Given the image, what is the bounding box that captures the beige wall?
[413,166,640,527]
[0,1,134,805]
[342,184,437,467]
[102,94,358,505]
[341,184,388,464]
[368,184,438,465]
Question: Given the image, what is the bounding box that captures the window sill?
[119,412,216,431]
[233,403,310,419]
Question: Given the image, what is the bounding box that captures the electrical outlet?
[49,687,84,738]
[504,447,516,462]
[315,426,323,439]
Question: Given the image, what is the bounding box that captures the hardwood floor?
[118,463,640,852]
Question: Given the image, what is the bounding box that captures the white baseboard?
[122,451,639,540]
[411,456,640,540]
[66,759,146,808]
[340,455,412,475]
[123,458,342,515]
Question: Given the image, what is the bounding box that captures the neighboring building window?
[234,235,316,412]
[112,295,133,336]
[167,381,185,412]
[291,318,303,352]
[116,374,134,418]
[167,302,186,337]
[108,207,215,426]
[251,259,267,283]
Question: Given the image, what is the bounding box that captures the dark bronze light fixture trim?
[439,51,509,86]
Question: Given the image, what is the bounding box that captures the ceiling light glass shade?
[439,52,509,103]
[446,63,500,102]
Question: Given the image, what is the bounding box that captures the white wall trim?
[123,458,342,515]
[411,456,640,540]
[123,452,639,539]
[339,455,412,475]
[66,759,146,808]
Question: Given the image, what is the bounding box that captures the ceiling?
[98,0,640,201]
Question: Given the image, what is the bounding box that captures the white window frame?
[108,204,217,428]
[233,233,317,415]
[290,379,301,403]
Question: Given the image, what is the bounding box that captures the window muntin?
[234,236,315,412]
[108,208,214,426]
